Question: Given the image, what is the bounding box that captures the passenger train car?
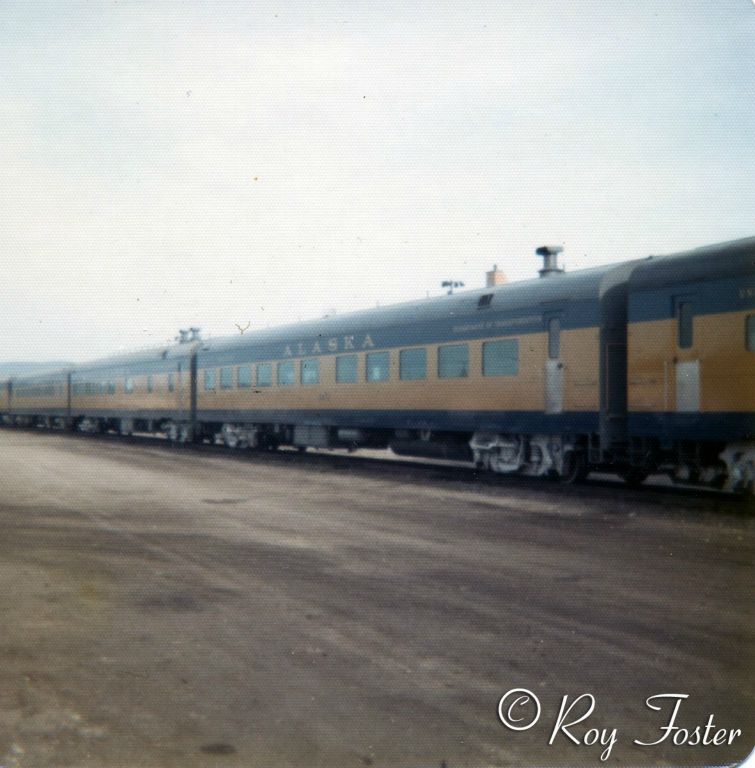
[2,237,754,492]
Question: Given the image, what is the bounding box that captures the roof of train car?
[4,344,194,382]
[198,259,628,358]
[629,236,755,288]
[4,236,751,383]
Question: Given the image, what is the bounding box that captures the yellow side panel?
[197,328,600,415]
[627,319,674,412]
[697,311,755,412]
[562,327,600,411]
[628,311,755,413]
[73,373,184,413]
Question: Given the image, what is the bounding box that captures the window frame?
[366,351,390,382]
[219,366,234,390]
[399,348,427,381]
[256,362,273,387]
[438,343,469,379]
[482,338,519,377]
[300,358,320,386]
[237,365,253,388]
[277,360,296,387]
[674,296,694,349]
[547,317,561,360]
[204,369,216,391]
[336,354,358,383]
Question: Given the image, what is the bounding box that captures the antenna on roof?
[176,328,202,344]
[441,280,465,295]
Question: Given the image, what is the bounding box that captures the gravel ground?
[0,429,752,767]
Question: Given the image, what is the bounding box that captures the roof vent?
[536,245,564,277]
[486,264,507,287]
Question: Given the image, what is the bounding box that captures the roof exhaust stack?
[486,264,507,287]
[536,245,564,277]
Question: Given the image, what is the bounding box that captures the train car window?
[220,367,233,389]
[366,351,390,382]
[483,339,519,376]
[478,293,493,309]
[547,318,560,360]
[438,344,469,378]
[204,369,216,391]
[237,366,252,388]
[108,381,116,395]
[277,360,296,387]
[124,377,134,394]
[301,358,320,385]
[677,301,693,348]
[256,363,272,387]
[336,354,358,383]
[147,375,154,393]
[167,373,175,392]
[399,348,427,380]
[747,315,755,352]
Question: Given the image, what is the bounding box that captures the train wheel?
[560,450,587,484]
[620,468,648,488]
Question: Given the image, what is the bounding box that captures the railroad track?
[2,425,752,515]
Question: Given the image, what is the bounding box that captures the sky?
[0,0,753,361]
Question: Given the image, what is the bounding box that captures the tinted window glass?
[483,339,519,376]
[277,360,295,386]
[399,348,427,380]
[677,302,693,348]
[167,373,174,392]
[220,367,233,389]
[366,351,390,382]
[204,369,216,391]
[548,318,560,360]
[256,363,272,387]
[108,381,116,395]
[438,344,468,378]
[238,366,252,388]
[747,315,755,352]
[336,355,358,383]
[301,358,320,385]
[147,375,153,393]
[125,377,134,394]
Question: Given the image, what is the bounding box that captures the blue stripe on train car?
[628,412,755,443]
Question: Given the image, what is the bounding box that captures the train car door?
[673,296,699,412]
[545,315,563,414]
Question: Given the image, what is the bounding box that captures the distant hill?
[0,361,72,378]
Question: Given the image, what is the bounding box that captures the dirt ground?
[0,430,751,767]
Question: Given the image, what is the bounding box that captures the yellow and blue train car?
[69,346,196,437]
[626,237,755,487]
[3,369,70,426]
[191,254,638,479]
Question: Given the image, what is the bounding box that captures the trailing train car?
[626,237,755,489]
[69,345,196,438]
[3,368,70,427]
[1,237,753,491]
